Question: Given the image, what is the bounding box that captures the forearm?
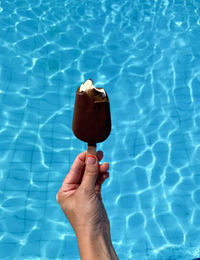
[76,228,118,260]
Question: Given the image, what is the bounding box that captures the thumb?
[81,155,99,192]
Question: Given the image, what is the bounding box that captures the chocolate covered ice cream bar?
[72,79,111,148]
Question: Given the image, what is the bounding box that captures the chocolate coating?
[72,87,111,144]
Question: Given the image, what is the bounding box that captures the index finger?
[63,151,86,184]
[62,150,104,185]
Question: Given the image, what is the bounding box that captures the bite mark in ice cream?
[80,79,106,98]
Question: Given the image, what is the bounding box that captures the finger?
[100,162,109,173]
[81,154,99,192]
[96,172,109,186]
[97,150,103,161]
[63,151,86,184]
[95,172,109,194]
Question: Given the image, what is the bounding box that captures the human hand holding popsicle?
[57,151,118,260]
[57,79,118,259]
[57,151,110,231]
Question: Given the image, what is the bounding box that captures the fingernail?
[104,162,109,170]
[87,155,96,165]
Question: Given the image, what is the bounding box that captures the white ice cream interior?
[80,79,106,97]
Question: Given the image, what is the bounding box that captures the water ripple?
[0,0,200,259]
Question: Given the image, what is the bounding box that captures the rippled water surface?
[1,0,200,259]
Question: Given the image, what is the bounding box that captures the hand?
[57,150,110,236]
[57,151,118,260]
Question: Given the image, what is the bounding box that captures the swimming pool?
[0,0,200,259]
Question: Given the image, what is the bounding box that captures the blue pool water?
[0,0,200,259]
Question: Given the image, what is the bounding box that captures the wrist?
[76,227,118,260]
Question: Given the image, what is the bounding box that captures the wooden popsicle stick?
[85,144,96,164]
[87,145,96,155]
